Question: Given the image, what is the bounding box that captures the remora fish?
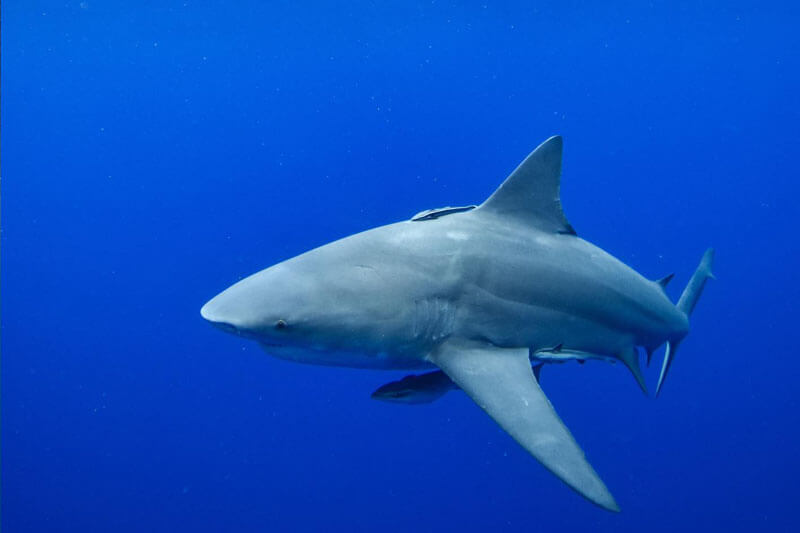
[201,136,714,511]
[371,363,544,404]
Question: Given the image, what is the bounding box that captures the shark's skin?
[201,136,713,512]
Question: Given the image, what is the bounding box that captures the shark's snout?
[201,297,246,335]
[200,287,276,341]
[200,298,223,323]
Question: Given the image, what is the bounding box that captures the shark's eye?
[275,319,288,330]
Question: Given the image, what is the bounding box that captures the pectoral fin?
[430,341,619,512]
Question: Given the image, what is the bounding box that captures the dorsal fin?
[655,273,675,289]
[479,136,576,235]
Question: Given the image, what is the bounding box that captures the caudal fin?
[655,248,715,397]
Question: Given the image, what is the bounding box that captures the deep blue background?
[3,1,799,531]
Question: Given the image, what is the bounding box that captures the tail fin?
[655,248,715,397]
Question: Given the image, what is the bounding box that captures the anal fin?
[619,346,648,395]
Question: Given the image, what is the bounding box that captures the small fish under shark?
[371,345,599,403]
[201,136,714,511]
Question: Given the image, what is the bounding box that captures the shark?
[200,136,714,512]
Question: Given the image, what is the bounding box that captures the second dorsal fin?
[656,273,675,289]
[479,136,576,235]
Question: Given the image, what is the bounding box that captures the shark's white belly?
[260,343,435,370]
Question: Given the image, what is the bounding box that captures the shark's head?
[200,261,307,345]
[200,240,421,365]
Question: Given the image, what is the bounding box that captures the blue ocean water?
[3,1,798,531]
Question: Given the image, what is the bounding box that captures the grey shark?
[201,136,714,512]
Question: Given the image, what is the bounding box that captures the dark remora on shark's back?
[201,136,714,512]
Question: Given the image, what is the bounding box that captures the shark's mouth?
[210,321,240,335]
[256,342,431,370]
[217,323,267,342]
[258,342,326,363]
